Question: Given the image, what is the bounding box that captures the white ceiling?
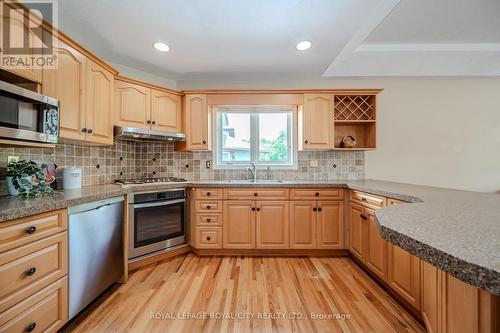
[58,0,500,80]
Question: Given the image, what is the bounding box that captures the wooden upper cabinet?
[151,89,181,132]
[364,208,388,281]
[177,94,210,151]
[114,80,151,129]
[85,60,114,145]
[348,202,364,260]
[0,8,42,83]
[301,94,334,150]
[42,39,87,141]
[290,201,317,249]
[255,201,289,249]
[317,201,344,249]
[222,201,255,249]
[387,244,421,310]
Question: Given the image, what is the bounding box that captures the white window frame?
[213,105,298,169]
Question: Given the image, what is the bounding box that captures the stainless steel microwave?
[0,80,59,144]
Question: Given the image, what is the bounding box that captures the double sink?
[223,179,285,184]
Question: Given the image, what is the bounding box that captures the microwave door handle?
[133,199,185,209]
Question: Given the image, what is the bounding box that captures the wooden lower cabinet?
[348,202,364,259]
[289,201,317,249]
[317,201,344,249]
[222,201,255,249]
[421,260,440,333]
[256,201,289,249]
[364,208,388,281]
[388,244,421,310]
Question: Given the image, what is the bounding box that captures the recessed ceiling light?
[153,42,170,52]
[296,40,312,51]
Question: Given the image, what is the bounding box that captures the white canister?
[63,168,82,189]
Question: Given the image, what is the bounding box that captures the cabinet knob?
[315,192,320,196]
[81,128,88,133]
[206,205,211,209]
[206,218,211,222]
[313,207,317,212]
[360,214,367,220]
[87,128,93,134]
[254,192,258,196]
[25,322,36,332]
[202,140,207,144]
[361,197,367,202]
[147,120,151,124]
[26,267,37,276]
[318,207,322,212]
[252,207,256,211]
[304,140,308,144]
[206,192,211,196]
[256,207,261,212]
[152,121,156,125]
[26,226,37,234]
[206,236,211,241]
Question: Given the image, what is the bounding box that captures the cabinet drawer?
[0,209,67,254]
[194,201,222,213]
[387,198,408,205]
[0,276,68,333]
[194,227,222,249]
[290,189,343,200]
[0,232,67,313]
[194,188,223,200]
[350,190,386,209]
[223,188,289,200]
[195,214,222,226]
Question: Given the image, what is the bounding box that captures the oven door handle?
[133,199,186,209]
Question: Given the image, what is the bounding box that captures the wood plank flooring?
[62,254,426,333]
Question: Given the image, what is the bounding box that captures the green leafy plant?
[6,160,55,197]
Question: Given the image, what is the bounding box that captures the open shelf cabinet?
[333,95,377,150]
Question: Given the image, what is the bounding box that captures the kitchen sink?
[224,179,285,183]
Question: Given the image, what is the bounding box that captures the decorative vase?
[6,175,33,196]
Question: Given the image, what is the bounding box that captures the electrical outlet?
[309,160,319,168]
[205,160,212,169]
[7,156,19,163]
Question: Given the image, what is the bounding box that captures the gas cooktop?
[115,177,188,185]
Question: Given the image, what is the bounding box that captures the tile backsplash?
[0,140,364,193]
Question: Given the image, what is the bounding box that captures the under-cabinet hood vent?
[114,126,186,142]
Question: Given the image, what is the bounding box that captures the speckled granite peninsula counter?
[0,179,498,295]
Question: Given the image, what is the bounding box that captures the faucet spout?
[246,163,257,182]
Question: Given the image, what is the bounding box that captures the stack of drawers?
[193,188,223,248]
[0,210,68,333]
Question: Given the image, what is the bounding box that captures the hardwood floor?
[62,254,426,333]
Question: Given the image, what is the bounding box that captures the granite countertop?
[0,184,130,223]
[0,179,498,295]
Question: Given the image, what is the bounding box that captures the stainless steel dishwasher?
[68,196,125,320]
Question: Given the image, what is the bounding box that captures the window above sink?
[213,106,297,169]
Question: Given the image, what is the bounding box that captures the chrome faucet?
[246,163,256,182]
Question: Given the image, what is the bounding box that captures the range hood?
[114,126,186,142]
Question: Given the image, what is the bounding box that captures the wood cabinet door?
[114,80,150,129]
[387,244,421,310]
[183,94,209,150]
[85,60,114,145]
[256,201,289,249]
[289,201,316,249]
[0,9,42,83]
[317,201,344,249]
[421,260,440,333]
[302,94,334,150]
[151,89,181,132]
[364,208,388,281]
[348,203,364,260]
[42,39,86,141]
[222,201,255,249]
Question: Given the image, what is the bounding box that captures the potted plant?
[5,160,55,197]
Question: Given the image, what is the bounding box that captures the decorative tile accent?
[0,140,365,194]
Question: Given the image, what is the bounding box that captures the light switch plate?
[205,160,212,169]
[309,160,319,168]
